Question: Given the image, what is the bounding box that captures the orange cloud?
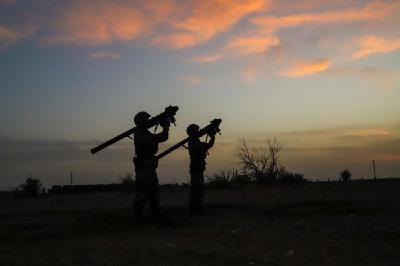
[151,33,198,50]
[225,35,279,56]
[191,54,223,63]
[0,24,19,49]
[279,58,331,77]
[40,1,150,46]
[232,1,400,57]
[90,52,121,60]
[251,1,400,28]
[154,0,268,49]
[352,35,400,59]
[39,0,267,49]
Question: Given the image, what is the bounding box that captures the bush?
[19,177,42,196]
[279,170,307,184]
[120,172,135,192]
[340,169,352,182]
[206,170,232,188]
[230,174,252,185]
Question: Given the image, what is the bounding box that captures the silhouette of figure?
[186,124,217,214]
[133,111,170,222]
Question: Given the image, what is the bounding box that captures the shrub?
[230,173,252,185]
[120,172,135,192]
[19,177,42,196]
[279,169,307,184]
[340,169,352,182]
[206,170,232,188]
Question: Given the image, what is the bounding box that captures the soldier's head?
[134,111,151,128]
[186,124,200,138]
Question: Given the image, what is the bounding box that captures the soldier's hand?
[160,118,170,128]
[208,127,218,136]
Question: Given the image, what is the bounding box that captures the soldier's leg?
[189,184,196,213]
[133,171,147,222]
[198,172,205,212]
[148,169,161,219]
[190,171,203,214]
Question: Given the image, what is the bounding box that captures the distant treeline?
[49,184,124,194]
[44,177,400,194]
[48,183,189,194]
[2,177,399,196]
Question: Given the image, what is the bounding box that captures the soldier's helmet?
[134,111,151,127]
[186,124,200,137]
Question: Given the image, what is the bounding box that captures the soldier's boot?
[149,190,161,221]
[133,195,146,223]
[189,197,196,214]
[198,188,205,214]
[189,193,203,215]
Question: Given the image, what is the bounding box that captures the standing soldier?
[186,124,217,214]
[133,111,170,222]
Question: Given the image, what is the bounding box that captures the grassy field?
[1,180,400,266]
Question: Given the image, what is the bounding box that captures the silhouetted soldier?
[133,111,170,222]
[186,124,217,214]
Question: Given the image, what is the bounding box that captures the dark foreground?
[1,180,400,266]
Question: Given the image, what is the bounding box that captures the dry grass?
[1,180,400,266]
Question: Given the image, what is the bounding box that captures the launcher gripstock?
[90,106,179,154]
[156,118,222,160]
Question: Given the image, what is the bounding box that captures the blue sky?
[0,0,399,188]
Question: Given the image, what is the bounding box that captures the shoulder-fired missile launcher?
[90,106,179,154]
[156,119,221,160]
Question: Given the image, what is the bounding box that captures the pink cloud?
[352,35,400,59]
[227,1,400,57]
[225,35,280,56]
[40,1,149,46]
[90,52,121,60]
[37,0,268,49]
[151,33,198,50]
[279,58,331,77]
[0,24,20,49]
[191,54,223,63]
[252,1,400,28]
[153,0,268,49]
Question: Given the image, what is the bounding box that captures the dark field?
[1,180,400,266]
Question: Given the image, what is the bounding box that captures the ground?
[1,180,400,266]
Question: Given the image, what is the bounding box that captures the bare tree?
[266,137,284,178]
[236,137,284,182]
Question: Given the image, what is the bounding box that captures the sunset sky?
[1,0,399,188]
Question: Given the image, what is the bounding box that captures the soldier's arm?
[207,135,215,149]
[201,135,215,150]
[154,120,170,143]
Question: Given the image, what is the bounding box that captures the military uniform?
[133,125,169,221]
[188,135,215,214]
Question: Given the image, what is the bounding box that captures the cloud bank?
[1,0,399,80]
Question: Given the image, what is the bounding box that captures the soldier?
[186,124,217,214]
[133,111,170,222]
